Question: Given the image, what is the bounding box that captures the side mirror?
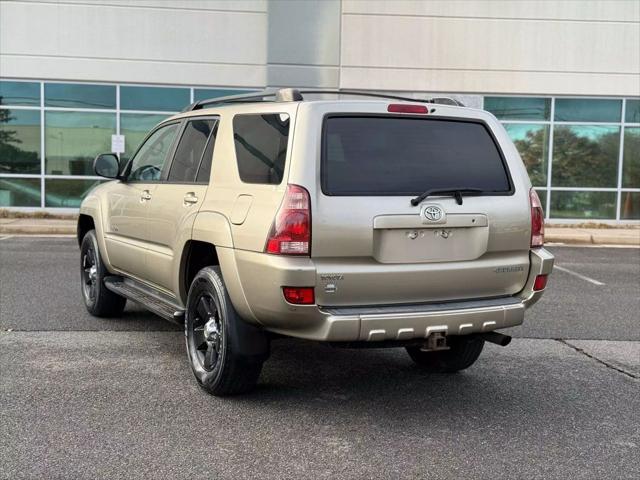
[94,153,120,179]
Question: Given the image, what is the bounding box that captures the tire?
[80,229,126,317]
[185,266,267,396]
[406,336,484,373]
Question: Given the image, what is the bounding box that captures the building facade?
[0,0,638,220]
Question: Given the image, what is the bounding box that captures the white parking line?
[0,235,13,241]
[555,265,605,286]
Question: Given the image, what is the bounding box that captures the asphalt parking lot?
[1,236,639,479]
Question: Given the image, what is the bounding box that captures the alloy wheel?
[191,294,223,372]
[82,247,97,301]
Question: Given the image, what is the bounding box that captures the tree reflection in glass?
[0,106,41,174]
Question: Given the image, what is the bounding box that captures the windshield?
[322,115,512,196]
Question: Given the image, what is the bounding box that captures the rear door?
[145,116,218,293]
[303,105,531,307]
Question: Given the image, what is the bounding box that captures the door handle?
[140,190,152,202]
[183,192,198,205]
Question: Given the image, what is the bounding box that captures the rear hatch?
[308,107,531,307]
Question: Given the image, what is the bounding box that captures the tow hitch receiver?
[423,332,449,351]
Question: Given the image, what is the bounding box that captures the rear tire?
[185,266,267,396]
[80,230,126,317]
[406,336,484,373]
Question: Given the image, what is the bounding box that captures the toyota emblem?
[423,206,443,222]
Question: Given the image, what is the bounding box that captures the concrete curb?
[0,219,76,235]
[1,222,639,246]
[546,229,640,246]
[0,225,76,235]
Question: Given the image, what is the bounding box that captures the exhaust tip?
[480,332,512,347]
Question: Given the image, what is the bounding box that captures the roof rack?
[183,88,464,112]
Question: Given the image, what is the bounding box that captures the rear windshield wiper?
[410,187,484,206]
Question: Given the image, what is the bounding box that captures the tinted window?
[168,119,215,183]
[233,114,289,184]
[120,113,170,161]
[484,97,550,121]
[0,81,40,106]
[0,109,41,174]
[626,99,640,123]
[128,123,179,182]
[554,99,621,122]
[45,83,116,109]
[323,116,510,195]
[196,124,218,184]
[45,111,116,175]
[194,88,255,102]
[120,86,189,112]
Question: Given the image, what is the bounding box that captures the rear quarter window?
[233,113,290,184]
[322,115,512,196]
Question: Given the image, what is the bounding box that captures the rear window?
[322,116,511,195]
[233,113,289,184]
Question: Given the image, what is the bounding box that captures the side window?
[128,123,179,182]
[233,113,289,184]
[196,122,218,184]
[168,118,216,183]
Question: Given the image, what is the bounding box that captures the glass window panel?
[554,98,621,122]
[0,109,41,174]
[622,127,639,188]
[626,99,640,123]
[120,113,169,161]
[551,125,619,188]
[0,178,40,207]
[550,191,617,219]
[484,97,550,121]
[620,192,640,220]
[45,179,102,208]
[45,111,116,175]
[120,86,189,112]
[233,114,290,185]
[504,123,548,186]
[193,88,255,102]
[168,119,215,183]
[128,123,180,182]
[323,116,510,195]
[0,81,40,106]
[45,83,116,109]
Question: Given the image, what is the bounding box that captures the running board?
[104,276,185,323]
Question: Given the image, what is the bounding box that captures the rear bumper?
[231,247,554,342]
[321,297,526,342]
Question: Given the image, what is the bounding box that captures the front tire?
[185,266,266,396]
[80,230,126,317]
[406,336,484,373]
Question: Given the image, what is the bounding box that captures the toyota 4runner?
[78,88,554,396]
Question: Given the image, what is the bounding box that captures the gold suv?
[78,89,554,395]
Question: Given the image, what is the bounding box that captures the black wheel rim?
[190,293,222,372]
[81,246,97,301]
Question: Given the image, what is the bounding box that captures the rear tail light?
[283,287,315,305]
[530,188,544,247]
[266,184,311,255]
[533,274,548,291]
[387,104,429,114]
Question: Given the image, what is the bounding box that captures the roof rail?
[184,88,464,111]
[300,90,465,107]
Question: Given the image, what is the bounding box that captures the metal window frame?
[1,80,639,220]
[495,95,640,222]
[0,78,255,210]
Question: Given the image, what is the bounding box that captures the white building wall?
[0,0,268,87]
[1,0,638,95]
[340,0,640,96]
